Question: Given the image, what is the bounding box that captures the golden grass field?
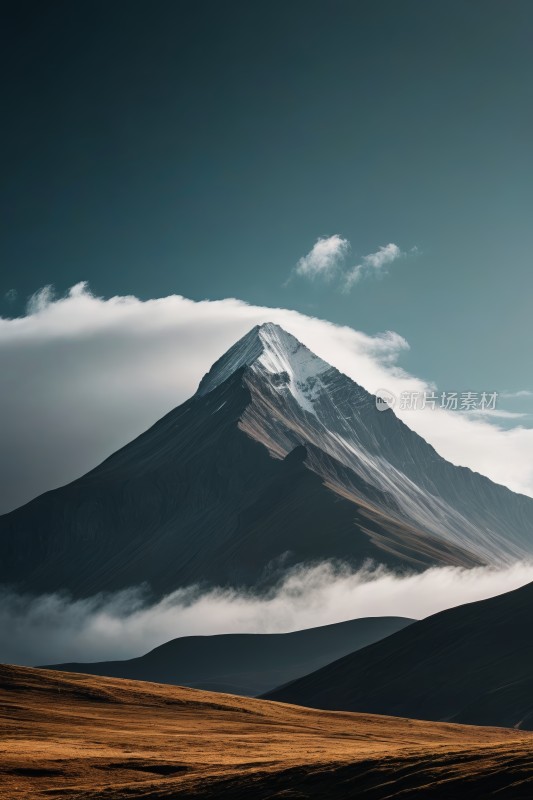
[2,663,533,798]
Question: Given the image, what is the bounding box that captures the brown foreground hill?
[2,664,533,799]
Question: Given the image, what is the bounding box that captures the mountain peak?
[196,322,331,412]
[243,321,302,350]
[256,321,284,335]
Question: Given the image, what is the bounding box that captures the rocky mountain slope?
[1,322,532,597]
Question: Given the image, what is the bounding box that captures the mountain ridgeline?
[0,322,532,597]
[44,616,413,697]
[264,580,533,730]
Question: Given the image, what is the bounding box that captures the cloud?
[469,409,528,420]
[26,285,55,314]
[4,288,17,304]
[343,242,403,290]
[292,238,409,292]
[294,234,349,280]
[1,561,532,666]
[500,390,533,400]
[0,283,533,514]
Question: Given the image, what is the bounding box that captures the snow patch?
[197,322,331,415]
[253,324,330,414]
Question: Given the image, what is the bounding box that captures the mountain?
[1,322,532,597]
[43,616,413,697]
[264,580,533,730]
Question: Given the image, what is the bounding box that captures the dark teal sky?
[2,0,532,400]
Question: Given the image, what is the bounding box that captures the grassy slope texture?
[2,664,533,799]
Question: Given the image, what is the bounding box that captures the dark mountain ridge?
[43,616,413,697]
[264,578,533,730]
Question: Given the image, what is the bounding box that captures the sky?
[2,0,533,396]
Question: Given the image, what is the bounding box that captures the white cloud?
[364,242,402,269]
[469,409,528,420]
[26,285,55,314]
[292,238,409,291]
[500,390,533,400]
[294,234,349,280]
[1,561,532,665]
[1,283,533,514]
[344,242,403,290]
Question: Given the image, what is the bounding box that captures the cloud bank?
[1,561,532,666]
[1,283,533,513]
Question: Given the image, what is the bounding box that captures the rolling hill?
[2,663,533,799]
[264,578,533,730]
[44,615,413,696]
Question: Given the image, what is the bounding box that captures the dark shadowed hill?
[264,579,533,730]
[1,323,532,598]
[43,616,413,696]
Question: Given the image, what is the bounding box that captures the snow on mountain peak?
[196,322,331,413]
